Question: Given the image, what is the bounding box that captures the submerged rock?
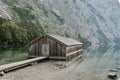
[0,71,5,76]
[108,72,117,79]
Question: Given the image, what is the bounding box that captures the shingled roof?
[28,34,83,46]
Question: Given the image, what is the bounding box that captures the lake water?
[0,44,120,80]
[66,44,120,80]
[0,49,28,65]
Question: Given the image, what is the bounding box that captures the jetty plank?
[0,57,48,73]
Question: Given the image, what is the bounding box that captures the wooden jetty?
[0,57,48,76]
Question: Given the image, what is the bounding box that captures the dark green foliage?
[0,16,44,49]
[0,2,45,49]
[12,6,44,41]
[12,6,35,26]
[36,2,49,17]
[1,0,16,6]
[0,5,45,49]
[0,17,28,49]
[65,32,70,38]
[51,10,65,25]
[77,34,91,49]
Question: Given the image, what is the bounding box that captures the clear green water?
[67,44,120,80]
[0,48,28,65]
[0,45,120,80]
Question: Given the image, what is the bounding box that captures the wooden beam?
[66,49,82,57]
[49,57,66,60]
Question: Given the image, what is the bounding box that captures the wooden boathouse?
[0,34,82,76]
[27,34,83,60]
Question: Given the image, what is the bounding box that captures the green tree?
[0,18,28,49]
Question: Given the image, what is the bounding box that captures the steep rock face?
[0,0,120,45]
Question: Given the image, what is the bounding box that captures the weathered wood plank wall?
[29,35,82,60]
[29,36,66,59]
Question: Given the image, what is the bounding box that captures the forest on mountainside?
[0,17,44,49]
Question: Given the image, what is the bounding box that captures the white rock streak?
[0,1,11,19]
[118,0,120,3]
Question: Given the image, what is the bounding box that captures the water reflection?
[70,44,120,80]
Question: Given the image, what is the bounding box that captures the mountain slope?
[0,0,120,46]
